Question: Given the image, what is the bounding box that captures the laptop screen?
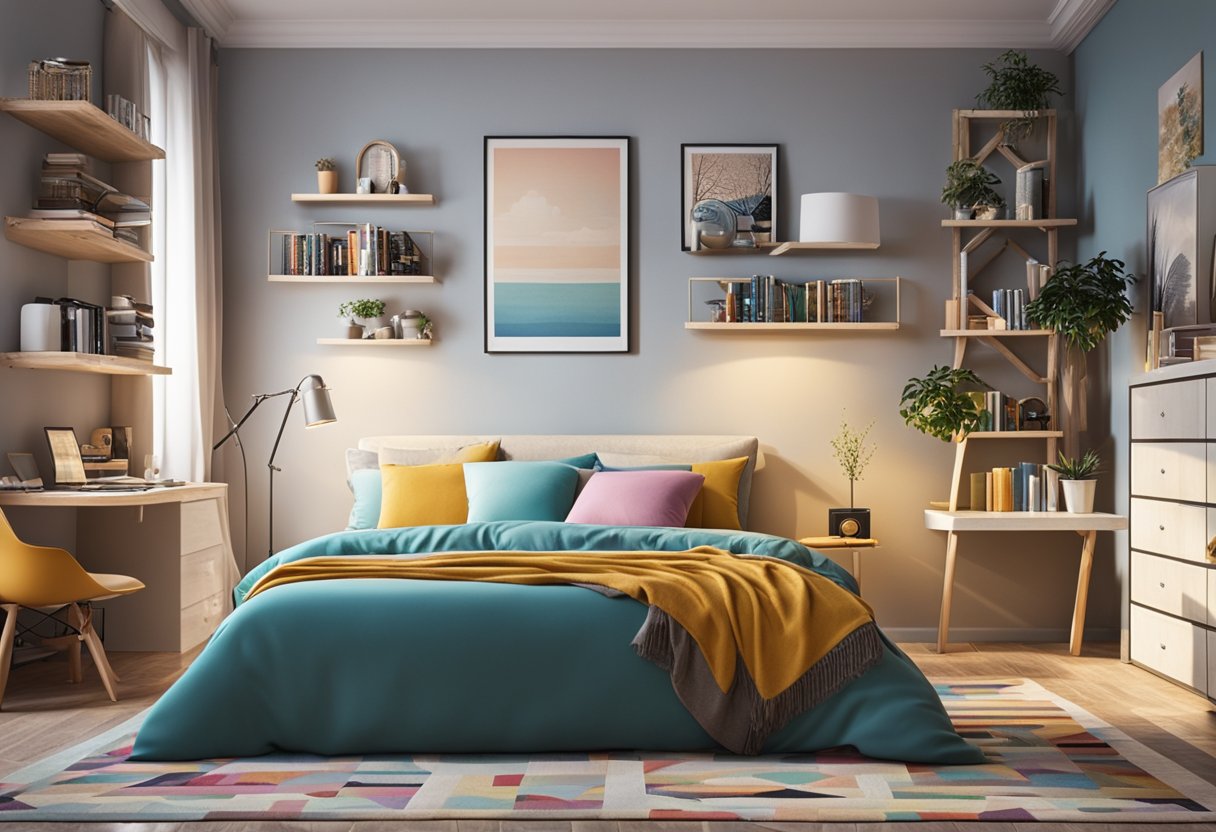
[44,427,87,486]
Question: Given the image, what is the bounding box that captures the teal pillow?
[347,467,382,530]
[464,461,580,522]
[555,452,598,469]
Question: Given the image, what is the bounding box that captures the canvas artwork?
[681,144,777,250]
[484,137,629,353]
[1158,52,1203,184]
[1148,170,1199,329]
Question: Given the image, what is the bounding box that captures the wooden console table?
[924,509,1127,656]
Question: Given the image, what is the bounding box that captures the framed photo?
[484,136,630,353]
[681,144,777,250]
[355,139,402,194]
[1148,167,1207,330]
[1158,52,1203,185]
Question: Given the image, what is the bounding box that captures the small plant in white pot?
[1049,450,1100,514]
[338,298,386,339]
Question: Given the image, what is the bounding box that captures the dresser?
[1128,367,1216,696]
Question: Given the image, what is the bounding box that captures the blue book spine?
[1012,465,1024,511]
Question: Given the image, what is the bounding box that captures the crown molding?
[218,17,1059,49]
[177,0,235,42]
[1048,0,1115,52]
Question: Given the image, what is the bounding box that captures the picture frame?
[1158,52,1203,185]
[1148,168,1201,332]
[681,144,777,251]
[484,136,630,353]
[355,139,402,194]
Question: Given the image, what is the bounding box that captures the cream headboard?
[357,434,763,528]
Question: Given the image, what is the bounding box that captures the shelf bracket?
[977,336,1048,385]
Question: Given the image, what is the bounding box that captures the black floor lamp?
[212,374,336,558]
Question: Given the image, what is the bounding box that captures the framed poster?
[1158,52,1203,185]
[484,136,629,354]
[681,144,777,250]
[1148,168,1200,330]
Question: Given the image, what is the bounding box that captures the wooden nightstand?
[798,536,878,594]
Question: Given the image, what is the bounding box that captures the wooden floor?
[1,641,1215,831]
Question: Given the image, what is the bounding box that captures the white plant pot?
[1060,479,1096,514]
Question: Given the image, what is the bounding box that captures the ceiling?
[177,0,1113,52]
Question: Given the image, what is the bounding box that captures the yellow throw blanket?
[245,546,875,700]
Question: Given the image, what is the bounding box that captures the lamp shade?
[300,374,337,427]
[798,193,880,248]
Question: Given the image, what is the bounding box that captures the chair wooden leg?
[73,604,119,701]
[0,604,18,709]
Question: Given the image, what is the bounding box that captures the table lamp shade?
[798,193,880,248]
[300,375,336,427]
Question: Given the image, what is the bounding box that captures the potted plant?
[1048,450,1100,513]
[417,312,433,341]
[338,298,386,339]
[899,366,990,441]
[316,158,338,194]
[828,414,875,539]
[976,50,1063,143]
[941,159,1002,220]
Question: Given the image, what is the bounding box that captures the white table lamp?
[798,193,880,249]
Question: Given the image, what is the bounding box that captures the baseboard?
[884,626,1121,644]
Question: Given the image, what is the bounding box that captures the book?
[985,472,994,511]
[969,472,987,511]
[26,208,115,227]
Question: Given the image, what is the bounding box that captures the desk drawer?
[1130,498,1208,562]
[180,591,226,652]
[1133,380,1205,439]
[1131,443,1206,501]
[181,545,227,609]
[181,498,223,556]
[1130,604,1208,691]
[1131,551,1208,621]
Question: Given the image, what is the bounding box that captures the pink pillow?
[565,470,706,527]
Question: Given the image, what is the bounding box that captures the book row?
[967,463,1061,512]
[722,277,866,324]
[966,391,1051,432]
[278,226,424,277]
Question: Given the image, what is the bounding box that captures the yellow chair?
[0,507,144,707]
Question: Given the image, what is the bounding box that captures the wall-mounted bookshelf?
[268,274,437,284]
[267,227,433,281]
[4,217,153,263]
[0,98,164,163]
[0,351,170,376]
[685,321,898,332]
[686,276,901,330]
[317,338,432,347]
[687,240,881,256]
[291,193,435,205]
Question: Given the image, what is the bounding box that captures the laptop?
[43,427,154,491]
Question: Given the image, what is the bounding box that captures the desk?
[0,483,239,652]
[924,510,1127,656]
[799,536,879,593]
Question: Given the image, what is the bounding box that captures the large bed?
[133,435,982,765]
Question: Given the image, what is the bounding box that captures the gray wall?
[216,46,1106,638]
[0,0,110,542]
[1074,0,1216,636]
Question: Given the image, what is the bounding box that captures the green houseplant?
[1024,253,1135,351]
[941,159,1003,220]
[899,366,990,442]
[316,157,337,194]
[976,50,1063,142]
[1048,450,1101,513]
[338,298,386,338]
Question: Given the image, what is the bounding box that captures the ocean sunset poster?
[485,137,629,352]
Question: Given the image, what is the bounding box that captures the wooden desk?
[0,483,239,652]
[799,536,879,593]
[924,510,1127,656]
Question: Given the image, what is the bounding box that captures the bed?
[132,435,982,765]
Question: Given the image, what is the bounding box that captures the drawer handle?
[1160,581,1166,588]
[1161,643,1168,650]
[1159,524,1166,531]
[1161,468,1167,474]
[1161,411,1167,417]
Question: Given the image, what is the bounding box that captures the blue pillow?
[555,452,599,469]
[347,467,382,530]
[464,461,580,522]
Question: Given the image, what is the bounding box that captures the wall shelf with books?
[0,351,171,376]
[267,226,433,281]
[686,241,880,256]
[4,217,152,263]
[941,218,1077,229]
[268,274,437,285]
[687,242,779,255]
[0,98,165,163]
[316,338,432,347]
[686,276,900,329]
[290,193,435,205]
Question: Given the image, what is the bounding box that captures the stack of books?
[725,277,865,323]
[969,463,1060,512]
[280,225,423,277]
[30,154,151,243]
[992,288,1032,330]
[108,295,154,362]
[32,296,105,354]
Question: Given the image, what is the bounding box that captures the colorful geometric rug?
[2,679,1215,822]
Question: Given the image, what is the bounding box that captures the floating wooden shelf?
[317,338,433,346]
[686,242,779,255]
[685,322,899,331]
[940,329,1055,338]
[83,460,129,472]
[964,430,1063,440]
[0,352,171,376]
[955,108,1056,120]
[291,193,435,205]
[768,241,880,255]
[269,274,437,284]
[941,218,1077,229]
[924,508,1127,533]
[4,217,152,263]
[0,98,165,162]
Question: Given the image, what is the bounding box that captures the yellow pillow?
[685,457,748,530]
[377,442,499,528]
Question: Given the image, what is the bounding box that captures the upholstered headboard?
[357,435,763,528]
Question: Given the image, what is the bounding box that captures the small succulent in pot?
[1048,449,1101,513]
[316,158,338,193]
[338,298,386,338]
[315,158,336,171]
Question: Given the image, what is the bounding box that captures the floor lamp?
[212,374,336,558]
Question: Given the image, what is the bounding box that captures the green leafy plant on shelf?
[1024,253,1135,352]
[829,413,876,509]
[941,159,1003,216]
[1048,449,1101,481]
[976,50,1063,141]
[338,298,386,322]
[899,366,990,442]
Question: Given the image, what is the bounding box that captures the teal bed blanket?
[133,521,982,764]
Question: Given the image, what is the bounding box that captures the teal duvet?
[132,521,982,764]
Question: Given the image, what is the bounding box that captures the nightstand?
[798,536,878,594]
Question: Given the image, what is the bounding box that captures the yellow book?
[985,472,993,511]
